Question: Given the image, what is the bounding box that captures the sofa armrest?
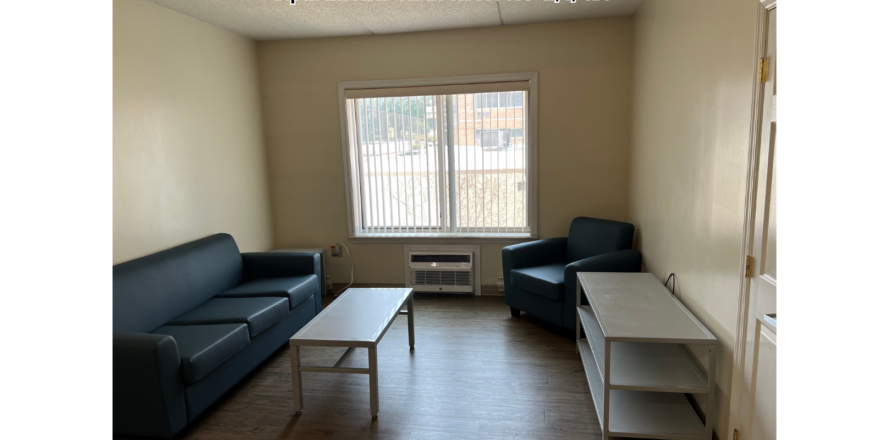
[241,252,321,279]
[113,333,186,439]
[563,249,642,331]
[501,237,567,307]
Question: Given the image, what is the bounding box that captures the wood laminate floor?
[120,294,602,439]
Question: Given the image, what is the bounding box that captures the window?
[338,73,537,240]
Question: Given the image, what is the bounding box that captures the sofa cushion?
[113,233,246,334]
[215,276,319,310]
[151,324,250,384]
[510,262,566,301]
[166,298,289,338]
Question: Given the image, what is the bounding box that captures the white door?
[732,3,777,440]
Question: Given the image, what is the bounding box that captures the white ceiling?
[144,0,645,41]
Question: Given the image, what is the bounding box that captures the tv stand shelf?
[576,273,718,440]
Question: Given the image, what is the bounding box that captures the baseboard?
[481,285,504,296]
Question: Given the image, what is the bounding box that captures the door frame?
[728,0,777,438]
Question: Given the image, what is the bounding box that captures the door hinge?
[733,429,741,440]
[757,58,769,83]
[745,256,754,278]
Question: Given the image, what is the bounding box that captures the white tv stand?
[575,272,718,440]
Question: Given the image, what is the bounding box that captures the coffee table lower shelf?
[577,339,707,440]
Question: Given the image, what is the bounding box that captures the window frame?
[337,72,538,243]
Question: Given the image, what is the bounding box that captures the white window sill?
[348,233,536,244]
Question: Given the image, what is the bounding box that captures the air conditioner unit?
[404,245,481,295]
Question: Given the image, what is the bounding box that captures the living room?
[4,1,876,439]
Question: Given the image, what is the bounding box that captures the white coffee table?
[288,287,415,418]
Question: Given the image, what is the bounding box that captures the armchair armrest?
[502,237,567,270]
[502,237,567,307]
[565,249,642,276]
[241,252,321,279]
[562,249,642,331]
[113,333,186,439]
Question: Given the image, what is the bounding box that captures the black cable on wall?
[664,273,677,297]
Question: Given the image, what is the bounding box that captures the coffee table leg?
[290,344,303,414]
[368,346,379,418]
[407,295,415,349]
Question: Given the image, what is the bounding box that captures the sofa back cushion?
[565,217,635,264]
[113,233,246,333]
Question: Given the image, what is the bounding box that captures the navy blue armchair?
[502,217,642,331]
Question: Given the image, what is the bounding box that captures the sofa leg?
[510,307,521,318]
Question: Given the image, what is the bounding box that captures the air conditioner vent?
[410,270,472,287]
[404,245,480,294]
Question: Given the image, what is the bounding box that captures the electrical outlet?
[497,276,504,292]
[330,245,340,257]
[324,275,332,290]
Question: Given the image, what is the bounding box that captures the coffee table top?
[289,288,413,348]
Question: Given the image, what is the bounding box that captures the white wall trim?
[336,72,539,240]
[728,1,776,438]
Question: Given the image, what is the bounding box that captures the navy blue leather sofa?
[113,233,322,438]
[502,217,642,332]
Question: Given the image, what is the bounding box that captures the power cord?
[664,273,677,297]
[334,242,354,297]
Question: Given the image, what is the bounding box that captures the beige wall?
[113,0,274,264]
[630,1,757,438]
[257,19,634,284]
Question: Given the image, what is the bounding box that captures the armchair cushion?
[167,298,289,338]
[510,262,566,301]
[151,324,250,384]
[502,237,566,307]
[216,275,319,310]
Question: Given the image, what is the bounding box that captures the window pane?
[451,91,527,233]
[355,95,442,232]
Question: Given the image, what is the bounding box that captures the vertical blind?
[349,90,529,235]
